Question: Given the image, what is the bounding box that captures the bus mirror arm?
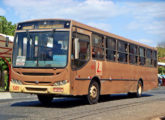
[74,38,80,59]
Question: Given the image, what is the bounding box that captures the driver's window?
[71,32,90,69]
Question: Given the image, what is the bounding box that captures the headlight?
[54,80,68,86]
[11,79,23,85]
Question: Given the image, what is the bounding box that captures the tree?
[0,16,16,36]
[157,45,165,74]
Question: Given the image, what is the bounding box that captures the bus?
[10,19,158,104]
[0,34,13,91]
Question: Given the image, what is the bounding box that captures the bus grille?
[24,81,51,85]
[26,87,47,92]
[22,72,54,76]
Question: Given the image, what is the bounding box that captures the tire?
[37,94,53,105]
[136,81,143,97]
[87,81,100,104]
[128,81,143,98]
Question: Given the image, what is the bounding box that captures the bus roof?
[17,18,157,50]
[72,20,157,51]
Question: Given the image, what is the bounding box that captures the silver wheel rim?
[138,84,142,95]
[90,85,97,99]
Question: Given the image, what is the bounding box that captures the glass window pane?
[106,50,116,61]
[92,34,104,59]
[71,33,90,69]
[13,31,69,68]
[139,57,145,65]
[118,53,127,63]
[139,47,145,57]
[129,44,137,55]
[106,38,116,50]
[118,41,127,52]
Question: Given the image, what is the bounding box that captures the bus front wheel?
[37,94,53,105]
[87,81,100,104]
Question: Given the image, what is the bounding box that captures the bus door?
[70,27,92,95]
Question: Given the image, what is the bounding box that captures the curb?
[0,92,35,100]
[0,92,12,100]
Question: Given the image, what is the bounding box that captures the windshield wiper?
[26,30,31,40]
[52,28,56,37]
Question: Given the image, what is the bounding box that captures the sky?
[0,0,165,47]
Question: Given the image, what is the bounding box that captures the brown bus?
[10,19,158,104]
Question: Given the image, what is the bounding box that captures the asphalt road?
[1,87,165,120]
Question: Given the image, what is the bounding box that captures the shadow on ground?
[11,93,153,108]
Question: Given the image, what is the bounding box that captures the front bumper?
[9,82,70,95]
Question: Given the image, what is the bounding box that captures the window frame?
[139,47,146,66]
[117,40,128,63]
[152,50,157,68]
[92,33,105,60]
[146,49,153,67]
[105,37,117,62]
[129,44,138,65]
[71,32,91,70]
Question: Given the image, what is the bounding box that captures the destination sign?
[17,20,70,30]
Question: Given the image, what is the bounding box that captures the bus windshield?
[12,31,69,68]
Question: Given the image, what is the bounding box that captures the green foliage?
[0,58,10,91]
[157,47,165,74]
[158,67,165,75]
[157,47,165,62]
[0,16,16,36]
[0,58,10,70]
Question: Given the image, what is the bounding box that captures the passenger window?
[129,44,138,64]
[146,49,152,67]
[106,37,116,61]
[139,47,145,66]
[152,51,157,67]
[71,32,90,69]
[117,40,128,63]
[92,34,104,60]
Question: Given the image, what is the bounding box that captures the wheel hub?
[90,85,97,99]
[138,84,142,95]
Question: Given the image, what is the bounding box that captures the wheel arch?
[90,76,101,92]
[139,78,144,88]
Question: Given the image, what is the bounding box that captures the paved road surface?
[0,87,165,120]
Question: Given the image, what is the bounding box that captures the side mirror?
[6,36,9,47]
[74,38,80,59]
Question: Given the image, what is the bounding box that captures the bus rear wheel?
[128,81,143,97]
[37,94,53,105]
[87,81,100,104]
[136,81,143,97]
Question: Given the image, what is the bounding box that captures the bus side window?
[92,34,104,60]
[106,37,116,61]
[71,32,90,69]
[117,40,128,63]
[139,47,145,66]
[152,50,157,67]
[146,49,152,67]
[129,44,138,64]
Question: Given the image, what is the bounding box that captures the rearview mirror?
[74,38,80,59]
[6,36,9,47]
